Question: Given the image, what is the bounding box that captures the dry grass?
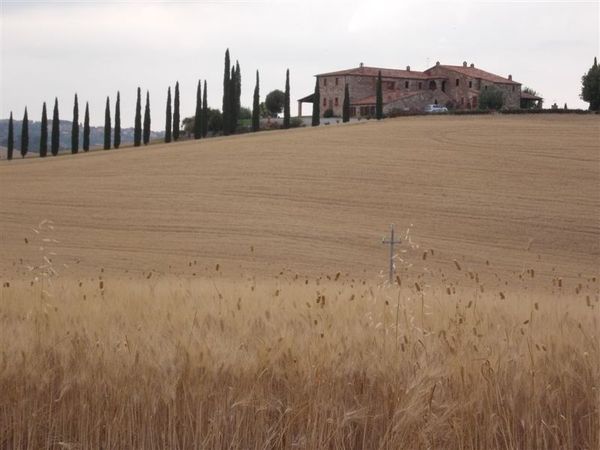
[0,115,599,448]
[0,267,598,449]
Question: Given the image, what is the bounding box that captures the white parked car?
[424,104,448,113]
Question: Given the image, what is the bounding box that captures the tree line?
[4,48,304,160]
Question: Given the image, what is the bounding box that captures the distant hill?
[0,119,164,155]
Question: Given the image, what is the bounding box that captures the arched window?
[429,81,436,90]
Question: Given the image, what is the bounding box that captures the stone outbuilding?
[299,61,525,117]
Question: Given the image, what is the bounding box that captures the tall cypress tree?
[165,87,172,143]
[104,96,111,150]
[83,102,90,152]
[114,92,121,149]
[376,71,383,120]
[194,79,202,139]
[343,83,350,123]
[143,91,151,145]
[40,102,48,157]
[20,108,29,158]
[312,79,320,127]
[252,70,260,132]
[222,49,231,135]
[202,80,208,138]
[173,81,180,141]
[7,112,14,160]
[51,98,60,156]
[228,65,236,134]
[283,68,291,129]
[71,93,79,154]
[134,87,142,146]
[233,61,241,133]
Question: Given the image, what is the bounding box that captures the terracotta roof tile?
[317,66,429,80]
[520,91,543,100]
[429,65,520,85]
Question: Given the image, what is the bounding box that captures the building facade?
[299,62,524,117]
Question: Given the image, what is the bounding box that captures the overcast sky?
[1,0,598,128]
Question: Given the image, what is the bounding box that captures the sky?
[1,0,598,128]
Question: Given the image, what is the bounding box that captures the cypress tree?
[581,56,600,111]
[7,112,14,160]
[20,108,29,158]
[143,91,151,145]
[51,98,60,156]
[343,83,350,123]
[40,102,48,157]
[283,68,290,129]
[233,61,241,133]
[134,87,142,146]
[104,96,111,150]
[376,71,383,120]
[252,70,260,132]
[114,92,121,149]
[71,93,79,154]
[312,78,320,127]
[83,102,90,152]
[228,65,236,134]
[165,87,172,143]
[222,49,231,135]
[194,80,202,139]
[173,81,180,141]
[202,80,208,138]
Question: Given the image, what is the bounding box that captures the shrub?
[323,108,334,118]
[289,117,304,128]
[478,87,504,110]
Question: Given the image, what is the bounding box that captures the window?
[512,86,515,92]
[334,97,339,106]
[461,97,465,105]
[335,78,339,86]
[456,79,460,86]
[484,85,488,91]
[324,78,327,86]
[418,82,422,89]
[468,80,472,88]
[323,98,327,107]
[405,81,409,89]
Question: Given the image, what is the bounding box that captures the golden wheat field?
[0,114,599,449]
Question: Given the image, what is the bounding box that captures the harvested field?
[0,114,598,283]
[0,114,599,448]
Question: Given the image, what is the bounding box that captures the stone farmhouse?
[298,61,539,117]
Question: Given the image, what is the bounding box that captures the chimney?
[463,61,467,67]
[436,61,440,66]
[406,65,410,71]
[470,63,475,68]
[508,74,512,80]
[359,62,364,68]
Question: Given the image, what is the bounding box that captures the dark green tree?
[376,71,383,120]
[252,70,260,132]
[40,102,48,157]
[134,87,142,146]
[114,92,121,149]
[104,96,111,150]
[581,56,600,111]
[51,98,60,156]
[202,80,208,138]
[20,108,29,158]
[265,89,285,117]
[233,61,241,133]
[479,86,504,110]
[7,112,14,160]
[343,83,350,123]
[71,93,79,154]
[165,87,172,143]
[194,79,202,139]
[143,91,151,145]
[83,102,90,152]
[173,81,180,141]
[312,78,320,126]
[222,49,231,135]
[283,69,290,128]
